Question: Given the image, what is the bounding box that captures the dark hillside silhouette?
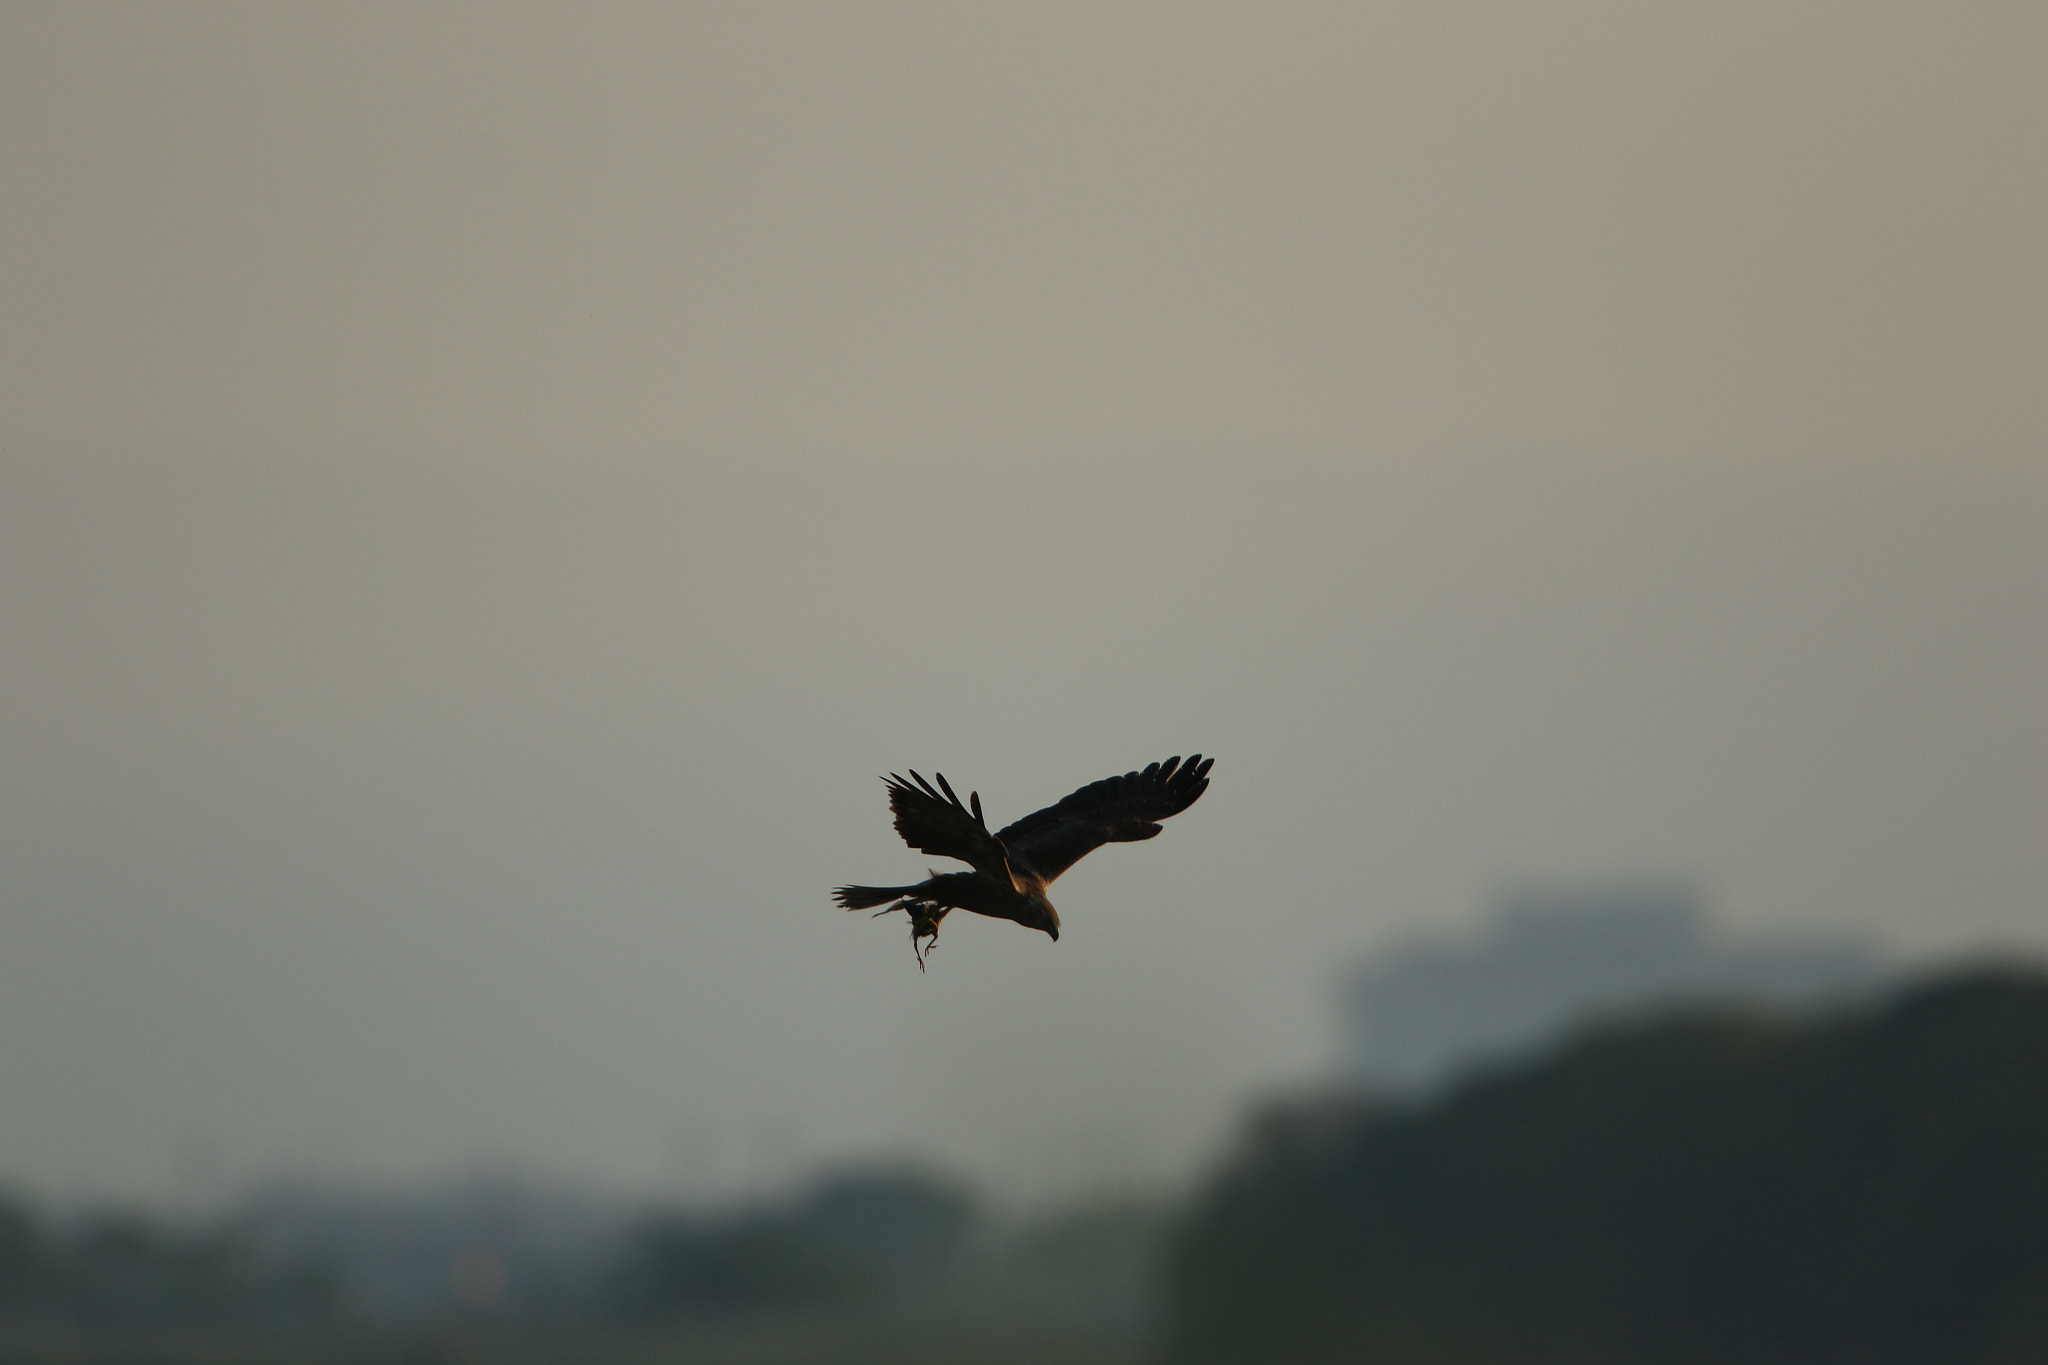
[1166,967,2048,1365]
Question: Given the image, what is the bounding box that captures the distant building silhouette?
[1342,884,1888,1091]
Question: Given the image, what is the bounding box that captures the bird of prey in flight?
[835,755,1215,967]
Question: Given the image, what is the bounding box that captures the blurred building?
[1342,884,1888,1091]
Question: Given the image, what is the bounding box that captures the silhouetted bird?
[836,756,1215,967]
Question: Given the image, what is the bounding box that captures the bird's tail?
[833,884,920,911]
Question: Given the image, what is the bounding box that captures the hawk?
[834,755,1215,967]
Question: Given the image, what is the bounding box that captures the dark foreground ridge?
[1164,965,2048,1365]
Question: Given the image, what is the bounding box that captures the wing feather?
[884,770,1011,877]
[998,755,1214,884]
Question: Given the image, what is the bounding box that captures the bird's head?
[1026,892,1060,942]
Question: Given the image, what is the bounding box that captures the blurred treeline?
[0,1198,337,1334]
[3,965,2044,1365]
[0,1167,1167,1364]
[1167,966,2048,1365]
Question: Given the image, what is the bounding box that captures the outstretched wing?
[884,770,1011,878]
[997,755,1214,884]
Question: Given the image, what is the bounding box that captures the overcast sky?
[2,3,2042,1210]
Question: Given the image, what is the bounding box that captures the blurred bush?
[610,1166,976,1322]
[1164,966,2048,1365]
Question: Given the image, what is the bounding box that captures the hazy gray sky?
[2,4,2042,1208]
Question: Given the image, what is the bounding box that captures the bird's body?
[835,755,1214,966]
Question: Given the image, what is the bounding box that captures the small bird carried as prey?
[834,755,1214,967]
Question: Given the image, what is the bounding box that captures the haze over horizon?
[2,4,2042,1211]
